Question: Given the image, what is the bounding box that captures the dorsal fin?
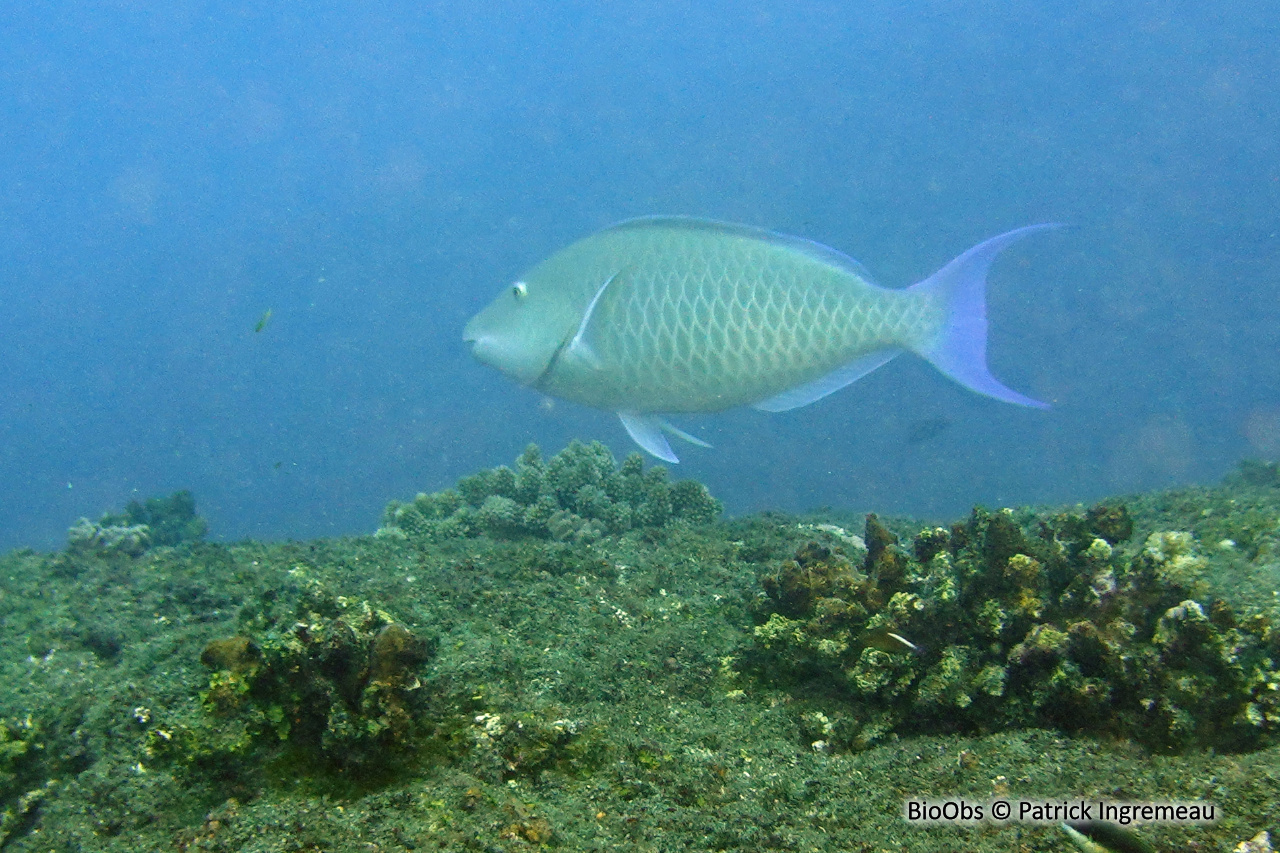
[604,216,880,284]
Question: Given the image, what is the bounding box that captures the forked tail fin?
[907,224,1059,410]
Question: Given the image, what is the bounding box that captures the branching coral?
[66,490,208,557]
[379,441,721,544]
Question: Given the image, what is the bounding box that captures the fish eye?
[511,281,528,300]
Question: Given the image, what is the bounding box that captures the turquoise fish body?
[464,217,1053,462]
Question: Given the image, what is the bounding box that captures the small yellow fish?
[254,308,273,333]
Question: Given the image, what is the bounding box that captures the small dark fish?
[860,627,920,654]
[1063,822,1157,853]
[906,416,953,445]
[254,308,273,333]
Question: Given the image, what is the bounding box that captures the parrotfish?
[464,217,1054,462]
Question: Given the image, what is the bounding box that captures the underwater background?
[5,5,1280,851]
[2,0,1278,549]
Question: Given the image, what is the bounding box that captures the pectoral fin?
[564,270,625,370]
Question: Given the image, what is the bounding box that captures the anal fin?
[752,350,900,412]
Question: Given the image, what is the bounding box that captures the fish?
[254,308,272,333]
[464,217,1055,462]
[1062,822,1156,853]
[905,416,954,445]
[860,627,920,655]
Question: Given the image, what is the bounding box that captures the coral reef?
[153,578,433,778]
[378,441,721,543]
[103,489,208,547]
[6,460,1280,851]
[66,516,152,557]
[752,504,1280,752]
[66,489,208,556]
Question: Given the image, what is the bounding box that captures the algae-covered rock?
[750,504,1280,753]
[464,710,604,785]
[1142,530,1208,592]
[760,541,869,618]
[155,589,434,777]
[378,441,721,544]
[0,719,33,798]
[0,717,44,847]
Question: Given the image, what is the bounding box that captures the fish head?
[463,271,583,387]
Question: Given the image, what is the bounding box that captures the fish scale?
[599,258,906,413]
[464,216,1054,462]
[605,266,832,409]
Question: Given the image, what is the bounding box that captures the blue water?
[2,0,1277,550]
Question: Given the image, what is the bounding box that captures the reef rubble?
[0,453,1277,852]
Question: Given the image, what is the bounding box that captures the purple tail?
[908,224,1058,410]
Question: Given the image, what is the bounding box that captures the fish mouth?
[462,321,484,358]
[462,312,482,346]
[463,332,518,379]
[464,336,490,368]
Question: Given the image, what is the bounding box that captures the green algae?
[0,457,1276,851]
